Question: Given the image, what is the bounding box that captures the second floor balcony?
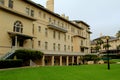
[47,22,68,33]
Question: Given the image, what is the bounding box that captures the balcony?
[73,34,86,39]
[47,23,67,33]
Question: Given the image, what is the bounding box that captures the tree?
[95,45,101,52]
[103,43,111,50]
[96,38,104,46]
[94,38,104,52]
[117,45,120,50]
[116,30,120,38]
[14,49,43,66]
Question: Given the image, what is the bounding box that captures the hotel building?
[0,0,91,66]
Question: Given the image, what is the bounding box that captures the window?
[58,21,60,26]
[43,13,46,19]
[26,8,30,15]
[64,45,66,52]
[68,35,70,39]
[71,27,75,33]
[71,46,73,52]
[31,10,34,17]
[71,37,73,42]
[53,43,55,51]
[38,41,41,47]
[53,30,56,39]
[38,26,41,32]
[81,40,83,46]
[49,18,51,22]
[0,0,4,5]
[58,44,60,51]
[64,34,66,41]
[45,28,48,37]
[45,42,48,50]
[81,48,84,52]
[9,0,13,8]
[77,30,80,35]
[32,24,34,35]
[39,11,41,17]
[53,19,56,24]
[68,46,70,51]
[13,21,23,33]
[58,32,60,40]
[62,23,64,28]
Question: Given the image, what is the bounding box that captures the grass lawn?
[0,64,120,80]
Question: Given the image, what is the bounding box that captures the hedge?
[0,59,23,69]
[13,49,44,61]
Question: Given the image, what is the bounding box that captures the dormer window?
[13,21,23,33]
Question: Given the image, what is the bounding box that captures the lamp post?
[106,36,110,70]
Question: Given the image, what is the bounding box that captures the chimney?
[46,0,54,12]
[61,14,65,18]
[66,16,69,20]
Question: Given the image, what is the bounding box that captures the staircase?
[0,50,15,60]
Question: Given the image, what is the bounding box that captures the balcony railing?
[47,23,67,33]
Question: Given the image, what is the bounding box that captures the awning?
[8,31,35,39]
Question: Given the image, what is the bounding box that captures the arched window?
[13,21,23,33]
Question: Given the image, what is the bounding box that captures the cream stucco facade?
[0,0,91,66]
[91,36,120,53]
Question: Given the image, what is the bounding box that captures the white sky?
[32,0,120,40]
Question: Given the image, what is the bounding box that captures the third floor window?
[26,8,30,15]
[31,10,34,17]
[9,0,13,8]
[0,0,4,5]
[45,28,48,37]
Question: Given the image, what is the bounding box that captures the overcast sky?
[32,0,120,40]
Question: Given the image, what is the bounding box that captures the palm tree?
[94,38,104,52]
[103,36,111,50]
[117,45,120,50]
[116,30,120,38]
[95,45,101,52]
[103,43,111,50]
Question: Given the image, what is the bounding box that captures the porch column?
[15,36,18,48]
[52,56,54,66]
[60,56,62,66]
[66,56,69,66]
[77,56,80,65]
[42,55,45,66]
[72,56,74,64]
[31,39,33,49]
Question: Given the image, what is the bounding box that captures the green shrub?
[83,54,100,62]
[14,49,43,61]
[0,59,23,69]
